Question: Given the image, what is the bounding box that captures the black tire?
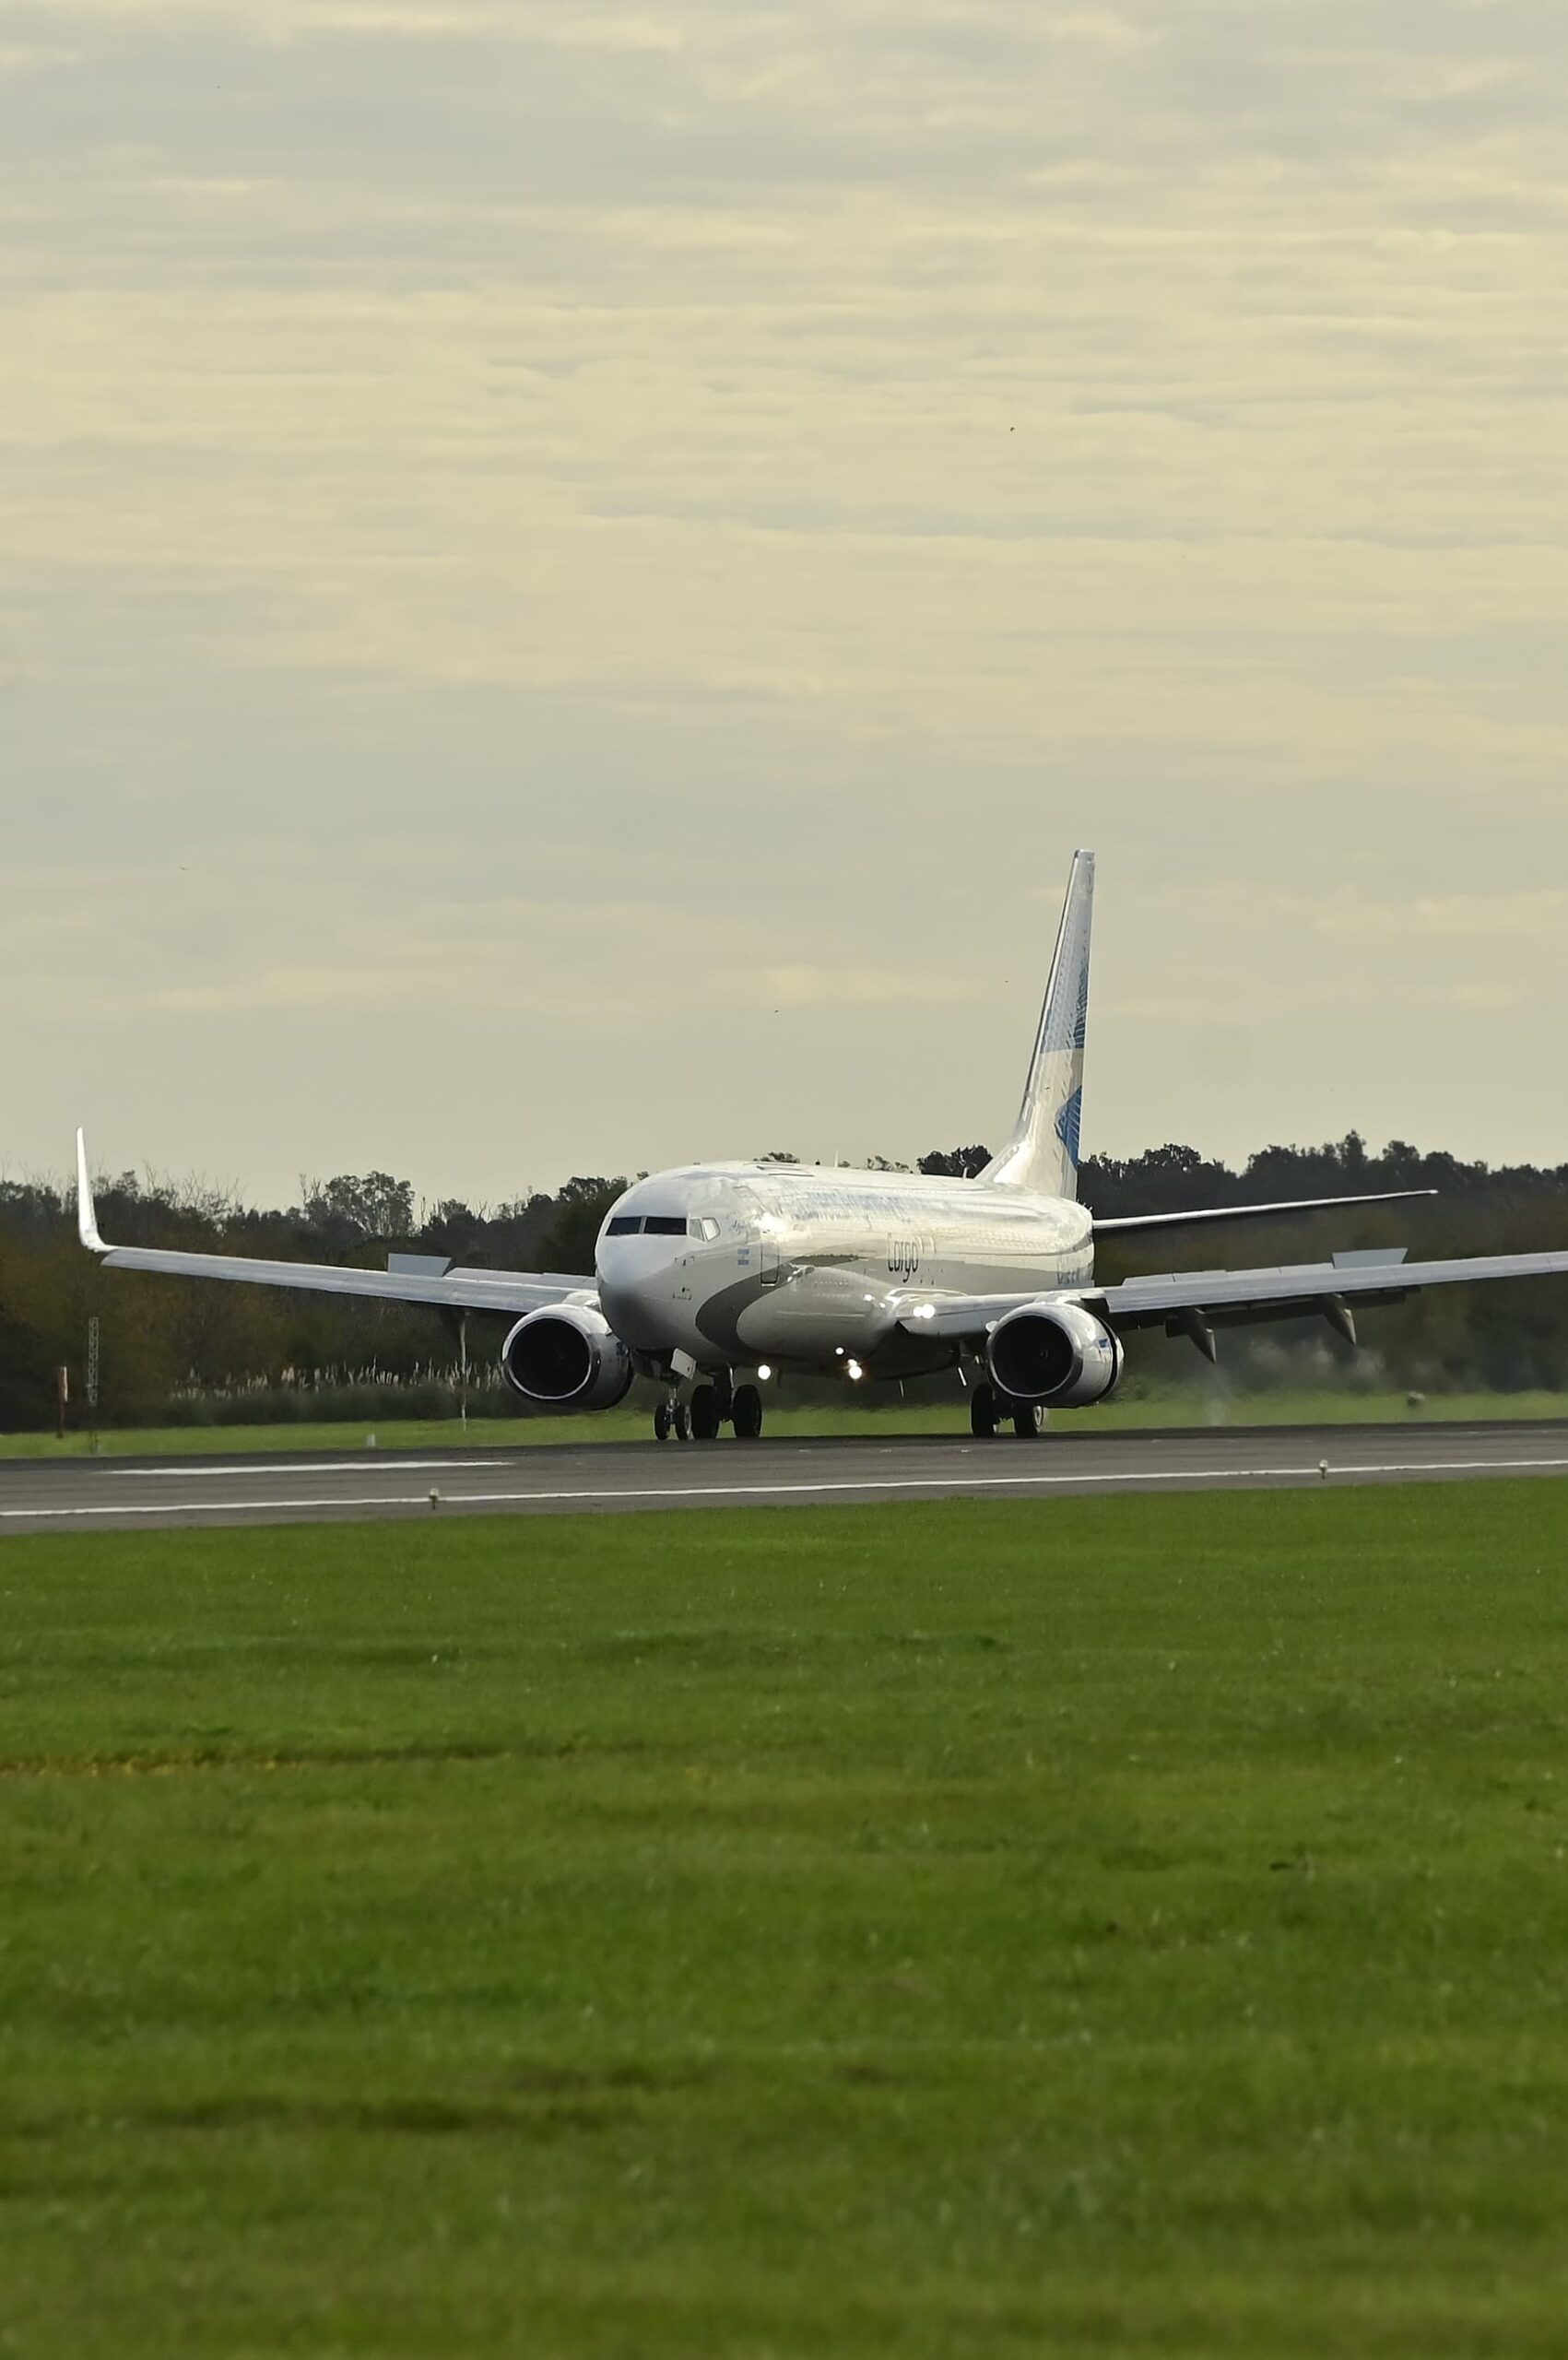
[732,1383,763,1440]
[970,1382,1000,1440]
[1011,1402,1044,1439]
[690,1385,722,1441]
[654,1400,673,1442]
[672,1400,692,1442]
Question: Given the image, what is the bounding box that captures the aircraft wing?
[76,1134,595,1319]
[898,1245,1568,1347]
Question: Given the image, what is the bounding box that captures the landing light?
[846,1359,864,1382]
[757,1364,772,1382]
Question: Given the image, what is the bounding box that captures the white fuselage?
[595,1162,1093,1379]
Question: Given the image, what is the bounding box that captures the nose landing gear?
[653,1396,692,1443]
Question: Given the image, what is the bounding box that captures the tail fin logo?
[979,849,1094,1198]
[1055,1087,1083,1171]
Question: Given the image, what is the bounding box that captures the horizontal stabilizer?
[1093,1188,1436,1238]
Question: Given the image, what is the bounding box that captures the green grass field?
[7,1385,1568,1457]
[6,1483,1568,2355]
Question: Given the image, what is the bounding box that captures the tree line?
[1,1135,1565,1428]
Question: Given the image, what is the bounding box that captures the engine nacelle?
[987,1301,1125,1407]
[501,1304,634,1411]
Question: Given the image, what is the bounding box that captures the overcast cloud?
[3,0,1565,1203]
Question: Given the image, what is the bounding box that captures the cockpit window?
[607,1212,717,1240]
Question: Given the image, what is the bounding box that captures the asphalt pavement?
[3,1420,1566,1534]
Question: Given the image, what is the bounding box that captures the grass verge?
[6,1385,1568,1458]
[4,1483,1568,2354]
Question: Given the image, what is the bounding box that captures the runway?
[3,1419,1567,1534]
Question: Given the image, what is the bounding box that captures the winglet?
[76,1129,107,1254]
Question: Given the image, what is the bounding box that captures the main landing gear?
[970,1382,1044,1440]
[654,1375,764,1442]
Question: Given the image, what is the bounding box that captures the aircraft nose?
[595,1236,633,1286]
[595,1233,690,1351]
[596,1240,648,1304]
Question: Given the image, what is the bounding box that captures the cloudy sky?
[4,0,1565,1207]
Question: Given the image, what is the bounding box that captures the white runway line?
[4,1455,1568,1522]
[119,1459,499,1480]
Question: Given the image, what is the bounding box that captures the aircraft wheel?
[970,1382,1000,1439]
[1012,1402,1044,1439]
[732,1383,763,1440]
[654,1400,673,1442]
[690,1385,722,1441]
[672,1399,692,1442]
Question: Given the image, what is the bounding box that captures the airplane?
[76,850,1568,1443]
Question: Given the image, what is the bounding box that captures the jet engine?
[501,1305,634,1410]
[987,1301,1124,1407]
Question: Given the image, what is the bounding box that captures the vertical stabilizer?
[981,850,1094,1197]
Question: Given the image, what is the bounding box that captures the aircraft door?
[759,1237,781,1288]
